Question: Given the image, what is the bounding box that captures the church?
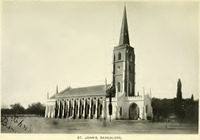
[45,5,153,120]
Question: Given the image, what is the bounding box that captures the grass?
[1,116,198,134]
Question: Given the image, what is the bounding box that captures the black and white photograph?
[1,0,199,136]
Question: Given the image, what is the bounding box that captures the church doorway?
[129,103,139,120]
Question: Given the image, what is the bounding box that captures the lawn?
[1,116,198,134]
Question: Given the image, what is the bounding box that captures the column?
[79,100,82,118]
[98,99,101,119]
[102,97,107,119]
[77,99,80,119]
[60,100,63,118]
[74,100,76,119]
[57,100,60,118]
[55,101,57,118]
[82,99,85,119]
[95,98,98,119]
[90,99,93,119]
[86,99,88,119]
[46,105,48,118]
[47,106,50,118]
[68,100,70,117]
[66,100,69,118]
[87,99,89,119]
[61,101,65,118]
[72,99,74,118]
[49,106,52,118]
[51,105,54,118]
[64,100,66,118]
[52,105,55,118]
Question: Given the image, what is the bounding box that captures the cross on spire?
[119,4,130,46]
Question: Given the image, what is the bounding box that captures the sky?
[1,1,199,108]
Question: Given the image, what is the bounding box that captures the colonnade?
[45,97,106,119]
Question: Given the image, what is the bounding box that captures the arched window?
[118,53,121,60]
[117,82,121,92]
[128,82,132,94]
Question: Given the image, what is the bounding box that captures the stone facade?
[45,5,153,120]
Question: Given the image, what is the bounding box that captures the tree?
[26,102,45,116]
[10,103,25,114]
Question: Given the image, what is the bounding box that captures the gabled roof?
[49,84,112,99]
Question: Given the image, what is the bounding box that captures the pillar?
[47,106,50,118]
[62,101,65,118]
[91,99,94,119]
[87,99,90,119]
[74,99,76,119]
[83,99,85,119]
[49,106,51,118]
[103,97,107,119]
[102,98,105,118]
[51,106,54,118]
[66,100,69,118]
[57,100,60,118]
[77,99,80,119]
[95,98,98,119]
[72,99,74,118]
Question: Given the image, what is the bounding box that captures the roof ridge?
[69,84,111,90]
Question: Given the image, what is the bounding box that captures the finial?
[56,85,58,94]
[105,78,107,91]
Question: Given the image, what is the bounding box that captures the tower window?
[118,53,121,60]
[130,55,132,62]
[128,82,132,95]
[117,82,121,92]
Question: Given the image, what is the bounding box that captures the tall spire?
[119,4,130,46]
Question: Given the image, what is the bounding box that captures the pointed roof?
[119,5,130,46]
[56,85,58,94]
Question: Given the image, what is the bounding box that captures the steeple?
[119,5,130,46]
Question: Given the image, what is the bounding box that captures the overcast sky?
[1,1,199,108]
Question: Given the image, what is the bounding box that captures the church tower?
[112,5,135,97]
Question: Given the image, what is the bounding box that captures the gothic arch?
[129,103,139,120]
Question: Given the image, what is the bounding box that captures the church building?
[45,5,153,120]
